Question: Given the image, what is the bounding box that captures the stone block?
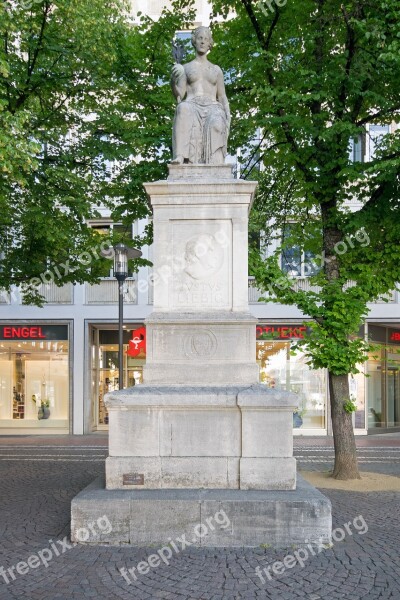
[71,479,130,544]
[106,457,162,490]
[106,456,240,490]
[240,458,297,490]
[105,385,297,490]
[109,408,160,457]
[159,409,241,457]
[129,497,201,546]
[71,475,332,548]
[143,314,259,385]
[241,411,293,458]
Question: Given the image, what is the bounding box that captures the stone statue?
[171,26,231,165]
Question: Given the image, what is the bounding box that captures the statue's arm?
[216,68,231,127]
[171,64,187,102]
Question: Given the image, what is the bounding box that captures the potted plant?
[39,400,51,420]
[293,410,304,428]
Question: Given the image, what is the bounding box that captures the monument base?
[105,384,298,491]
[71,475,332,548]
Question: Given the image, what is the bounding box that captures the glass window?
[92,328,144,429]
[0,329,69,428]
[257,340,326,429]
[386,348,400,428]
[350,370,366,429]
[173,31,192,64]
[367,347,383,427]
[348,134,364,162]
[281,225,321,277]
[368,124,390,160]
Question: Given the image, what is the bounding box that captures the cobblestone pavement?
[0,441,399,600]
[294,446,400,475]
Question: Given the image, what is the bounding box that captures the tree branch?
[240,0,280,53]
[356,105,400,127]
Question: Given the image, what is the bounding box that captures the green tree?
[211,0,400,478]
[0,0,193,304]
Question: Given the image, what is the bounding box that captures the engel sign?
[0,325,68,341]
[2,326,46,339]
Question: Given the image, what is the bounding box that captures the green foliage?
[343,398,357,414]
[0,0,194,304]
[211,0,400,376]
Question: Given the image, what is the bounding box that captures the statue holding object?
[171,27,231,165]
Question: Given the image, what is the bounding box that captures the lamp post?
[113,243,142,390]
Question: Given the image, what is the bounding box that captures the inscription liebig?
[177,281,224,306]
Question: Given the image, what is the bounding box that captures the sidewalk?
[1,431,400,447]
[294,432,400,447]
[0,434,108,446]
[0,434,399,599]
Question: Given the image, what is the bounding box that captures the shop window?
[350,371,367,429]
[92,327,144,429]
[386,347,400,428]
[0,325,69,428]
[256,339,326,429]
[367,347,384,427]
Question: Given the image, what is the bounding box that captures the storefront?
[0,322,71,433]
[367,325,400,431]
[256,323,328,433]
[88,321,400,435]
[90,324,145,430]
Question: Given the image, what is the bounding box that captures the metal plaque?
[123,473,144,486]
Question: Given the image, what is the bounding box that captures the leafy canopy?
[210,0,400,374]
[0,0,194,304]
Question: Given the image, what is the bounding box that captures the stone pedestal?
[71,475,332,548]
[105,384,297,491]
[143,164,259,386]
[71,164,332,546]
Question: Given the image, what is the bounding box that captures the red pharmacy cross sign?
[126,326,146,357]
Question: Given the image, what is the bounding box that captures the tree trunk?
[329,372,360,479]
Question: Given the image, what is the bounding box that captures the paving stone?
[0,439,399,599]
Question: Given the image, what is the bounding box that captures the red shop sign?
[1,326,47,339]
[126,326,146,357]
[256,324,309,340]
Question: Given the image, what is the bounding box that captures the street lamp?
[113,243,142,390]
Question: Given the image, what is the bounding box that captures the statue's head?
[191,26,214,51]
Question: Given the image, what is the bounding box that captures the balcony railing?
[248,277,397,304]
[85,279,137,304]
[36,283,74,304]
[0,290,10,304]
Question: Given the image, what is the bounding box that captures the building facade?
[1,2,399,435]
[1,239,399,436]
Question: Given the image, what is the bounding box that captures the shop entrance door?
[387,359,400,427]
[91,326,145,430]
